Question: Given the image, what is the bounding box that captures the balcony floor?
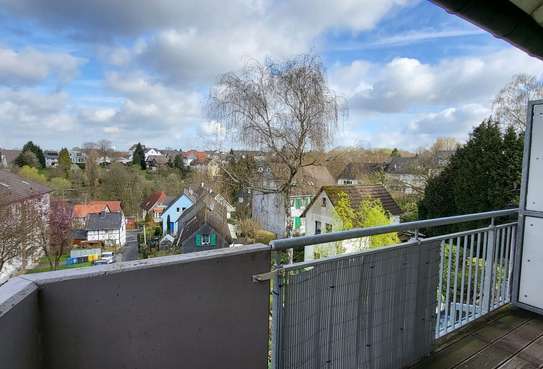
[412,306,543,369]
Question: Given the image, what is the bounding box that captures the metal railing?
[268,208,519,369]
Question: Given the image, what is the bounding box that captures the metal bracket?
[252,268,281,282]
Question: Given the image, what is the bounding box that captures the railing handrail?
[270,208,519,251]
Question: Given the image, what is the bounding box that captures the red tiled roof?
[141,191,166,211]
[182,150,208,161]
[73,201,122,218]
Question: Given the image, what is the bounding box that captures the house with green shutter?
[177,193,233,254]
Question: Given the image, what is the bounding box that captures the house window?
[182,207,186,212]
[315,221,322,235]
[321,197,327,207]
[176,207,180,212]
[196,232,216,247]
[325,223,333,233]
[295,198,302,209]
[344,180,352,185]
[294,216,302,229]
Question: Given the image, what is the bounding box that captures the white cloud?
[0,46,83,87]
[103,126,120,134]
[332,48,543,113]
[77,0,411,86]
[0,88,77,147]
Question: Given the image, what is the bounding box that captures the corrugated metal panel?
[277,241,440,369]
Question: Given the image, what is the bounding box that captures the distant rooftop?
[0,170,51,207]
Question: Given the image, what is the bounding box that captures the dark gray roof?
[337,162,385,180]
[178,196,231,244]
[85,212,123,231]
[72,229,88,240]
[385,157,419,175]
[0,170,51,207]
[0,149,21,165]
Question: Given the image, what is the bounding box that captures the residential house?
[177,194,233,254]
[69,148,86,165]
[0,149,21,168]
[73,200,123,227]
[146,154,169,169]
[289,165,336,235]
[141,191,174,222]
[0,170,51,282]
[44,150,59,167]
[252,164,336,237]
[160,149,181,162]
[162,184,235,236]
[302,184,402,260]
[384,156,424,194]
[143,148,163,160]
[161,189,196,235]
[336,162,385,185]
[435,150,455,167]
[182,150,207,166]
[85,212,126,247]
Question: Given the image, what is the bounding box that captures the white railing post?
[482,218,496,313]
[271,252,283,369]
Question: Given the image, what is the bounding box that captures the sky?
[0,0,542,152]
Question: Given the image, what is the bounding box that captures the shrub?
[255,230,276,245]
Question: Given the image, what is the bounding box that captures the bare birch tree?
[209,55,343,237]
[492,74,543,131]
[0,199,45,275]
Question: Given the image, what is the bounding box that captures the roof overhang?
[431,0,543,60]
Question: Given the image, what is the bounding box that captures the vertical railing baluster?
[501,226,511,304]
[490,228,501,309]
[482,218,496,314]
[499,227,506,306]
[444,238,453,334]
[459,235,468,326]
[507,225,516,300]
[473,232,482,318]
[466,233,474,322]
[435,240,445,337]
[452,236,461,330]
[271,252,283,369]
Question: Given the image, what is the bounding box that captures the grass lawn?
[25,254,93,274]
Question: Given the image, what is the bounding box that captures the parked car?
[94,251,115,265]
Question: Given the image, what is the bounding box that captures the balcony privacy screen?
[277,241,441,369]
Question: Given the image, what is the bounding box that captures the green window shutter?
[294,216,301,229]
[195,233,202,246]
[210,232,217,246]
[295,198,302,209]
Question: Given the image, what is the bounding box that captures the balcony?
[0,208,538,369]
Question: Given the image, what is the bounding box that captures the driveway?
[117,230,139,262]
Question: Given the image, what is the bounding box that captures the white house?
[44,150,59,167]
[69,149,86,165]
[302,184,402,260]
[85,212,126,247]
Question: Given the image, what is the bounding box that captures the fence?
[435,222,516,337]
[267,209,519,369]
